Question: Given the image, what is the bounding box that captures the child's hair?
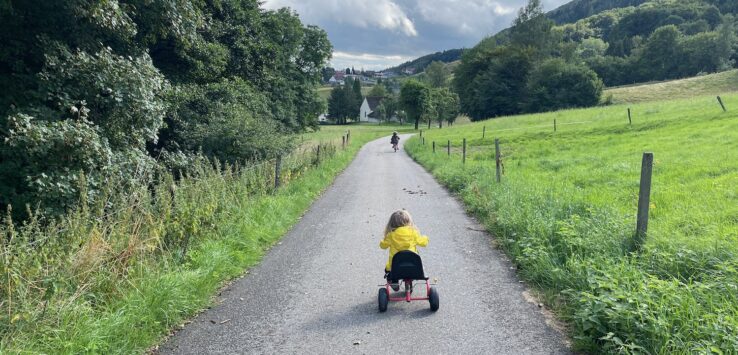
[384,209,415,236]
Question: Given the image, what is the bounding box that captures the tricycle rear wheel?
[428,287,439,312]
[378,288,389,312]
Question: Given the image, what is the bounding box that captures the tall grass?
[0,127,394,353]
[406,94,738,353]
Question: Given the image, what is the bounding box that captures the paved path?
[161,135,571,354]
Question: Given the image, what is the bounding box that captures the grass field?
[406,93,738,353]
[1,125,401,353]
[604,69,738,104]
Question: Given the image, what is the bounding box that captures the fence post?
[420,129,423,138]
[495,138,501,183]
[554,119,557,132]
[422,137,425,145]
[635,152,654,251]
[717,96,727,112]
[347,130,350,144]
[628,108,632,125]
[316,144,321,164]
[432,141,436,153]
[342,135,346,149]
[447,140,450,157]
[274,156,282,190]
[483,125,486,139]
[462,138,467,165]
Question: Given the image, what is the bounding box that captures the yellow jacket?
[380,226,429,270]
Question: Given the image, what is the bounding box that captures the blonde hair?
[384,209,415,236]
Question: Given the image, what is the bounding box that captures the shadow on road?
[300,298,436,332]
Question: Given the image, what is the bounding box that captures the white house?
[359,96,383,123]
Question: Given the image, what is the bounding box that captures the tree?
[368,84,387,97]
[638,25,682,80]
[510,0,559,56]
[352,77,363,104]
[433,88,460,128]
[399,80,429,130]
[524,59,603,113]
[424,61,448,88]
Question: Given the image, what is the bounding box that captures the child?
[390,132,400,152]
[380,210,428,288]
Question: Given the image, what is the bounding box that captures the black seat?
[388,251,427,282]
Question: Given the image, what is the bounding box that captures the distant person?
[380,210,429,290]
[390,132,400,152]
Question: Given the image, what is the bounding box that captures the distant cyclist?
[390,132,400,152]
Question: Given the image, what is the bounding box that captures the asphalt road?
[160,135,571,354]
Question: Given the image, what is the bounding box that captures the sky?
[261,0,570,70]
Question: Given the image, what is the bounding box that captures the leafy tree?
[368,84,387,97]
[637,25,682,80]
[524,58,603,113]
[353,77,363,104]
[399,80,429,130]
[424,61,449,88]
[510,0,560,57]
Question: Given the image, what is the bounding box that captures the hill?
[407,93,738,352]
[604,69,738,104]
[385,49,464,74]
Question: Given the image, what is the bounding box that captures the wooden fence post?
[462,138,467,165]
[274,156,282,189]
[342,135,345,149]
[420,129,423,138]
[554,119,557,132]
[483,126,486,139]
[422,137,425,145]
[495,138,501,183]
[717,96,727,112]
[635,152,654,250]
[347,130,350,144]
[316,144,321,164]
[432,141,436,153]
[628,108,632,125]
[447,140,450,156]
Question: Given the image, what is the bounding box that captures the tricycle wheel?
[378,288,389,312]
[428,286,439,312]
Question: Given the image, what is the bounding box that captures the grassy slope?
[604,69,738,104]
[406,94,738,352]
[2,125,408,353]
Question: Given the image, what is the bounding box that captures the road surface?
[161,135,571,354]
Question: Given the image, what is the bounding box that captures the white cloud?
[413,0,517,35]
[330,51,415,70]
[262,0,418,36]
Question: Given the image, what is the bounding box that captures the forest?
[0,0,331,219]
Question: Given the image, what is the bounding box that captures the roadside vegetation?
[0,125,407,353]
[405,93,738,353]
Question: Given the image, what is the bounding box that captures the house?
[359,96,382,123]
[359,96,387,123]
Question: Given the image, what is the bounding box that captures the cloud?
[262,0,417,36]
[330,51,415,70]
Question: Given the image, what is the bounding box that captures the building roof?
[365,96,384,111]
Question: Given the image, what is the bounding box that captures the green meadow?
[406,94,738,353]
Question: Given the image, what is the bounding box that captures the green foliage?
[327,79,361,124]
[385,49,464,75]
[525,59,604,112]
[424,61,449,88]
[406,93,738,353]
[0,0,332,218]
[399,80,430,129]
